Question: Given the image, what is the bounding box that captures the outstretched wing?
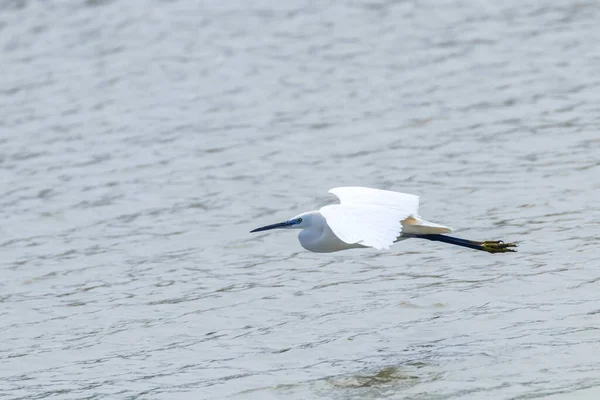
[321,187,420,250]
[328,187,419,215]
[320,204,410,250]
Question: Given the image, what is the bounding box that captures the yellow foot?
[479,240,517,254]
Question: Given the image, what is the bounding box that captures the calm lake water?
[1,0,599,399]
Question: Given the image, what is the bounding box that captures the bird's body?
[251,187,516,254]
[290,211,450,253]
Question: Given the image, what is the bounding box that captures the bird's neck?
[297,212,326,252]
[298,211,361,253]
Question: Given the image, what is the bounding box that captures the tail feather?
[411,234,517,254]
[402,217,453,235]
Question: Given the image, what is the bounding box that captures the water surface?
[1,0,599,399]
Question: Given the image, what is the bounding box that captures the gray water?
[1,0,600,399]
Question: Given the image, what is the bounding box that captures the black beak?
[250,220,295,233]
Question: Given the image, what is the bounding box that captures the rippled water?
[1,0,600,399]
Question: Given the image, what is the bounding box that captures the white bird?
[250,187,516,254]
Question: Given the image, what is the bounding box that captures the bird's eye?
[297,218,303,223]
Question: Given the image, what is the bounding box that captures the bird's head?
[250,212,313,233]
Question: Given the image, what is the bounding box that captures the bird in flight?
[250,187,517,254]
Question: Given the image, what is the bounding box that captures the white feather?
[328,187,419,215]
[320,205,409,250]
[320,187,421,250]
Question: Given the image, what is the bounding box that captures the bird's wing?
[320,204,410,250]
[328,187,419,215]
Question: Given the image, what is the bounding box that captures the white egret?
[250,187,516,254]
